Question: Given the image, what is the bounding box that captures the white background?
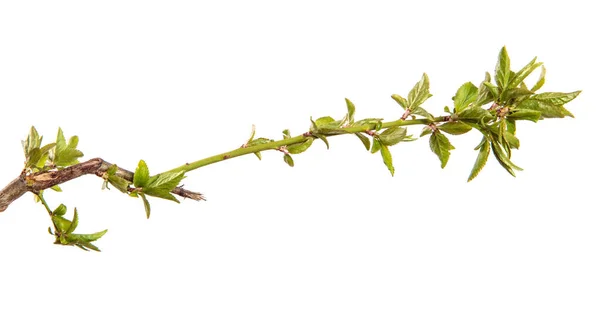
[0,1,597,320]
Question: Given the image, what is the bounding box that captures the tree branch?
[0,158,205,213]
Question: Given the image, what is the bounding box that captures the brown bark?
[0,158,204,213]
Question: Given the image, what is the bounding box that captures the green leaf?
[508,57,542,89]
[391,94,408,109]
[52,215,72,233]
[467,138,490,182]
[355,133,370,151]
[282,129,291,140]
[143,171,184,203]
[407,73,432,109]
[378,127,408,146]
[370,138,382,154]
[68,136,79,149]
[23,126,42,156]
[141,193,151,219]
[66,229,107,244]
[133,160,150,188]
[313,133,330,149]
[453,82,478,112]
[52,128,84,167]
[517,91,580,118]
[457,106,493,123]
[345,98,356,123]
[507,109,541,122]
[353,118,384,129]
[504,131,520,149]
[107,175,131,193]
[379,145,394,176]
[314,116,336,127]
[506,119,516,134]
[287,137,314,154]
[66,208,79,234]
[107,164,118,176]
[410,106,434,121]
[530,65,546,92]
[429,131,454,168]
[55,127,67,154]
[495,46,511,90]
[147,171,185,191]
[500,87,534,103]
[474,72,494,106]
[438,122,472,135]
[283,154,294,167]
[490,139,522,176]
[483,82,500,100]
[420,126,433,137]
[50,185,62,192]
[25,148,42,169]
[53,204,68,217]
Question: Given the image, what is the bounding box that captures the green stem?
[36,192,53,215]
[165,116,446,174]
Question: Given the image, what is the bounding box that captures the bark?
[0,158,204,213]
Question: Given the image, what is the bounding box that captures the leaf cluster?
[49,204,107,251]
[23,127,83,173]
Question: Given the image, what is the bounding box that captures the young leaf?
[66,208,79,234]
[453,82,478,112]
[378,127,407,146]
[141,193,151,218]
[379,144,394,176]
[500,87,533,103]
[371,138,382,154]
[282,129,291,140]
[345,98,356,123]
[438,122,472,135]
[483,82,500,100]
[108,175,130,194]
[517,91,580,118]
[287,137,314,154]
[23,126,42,156]
[508,57,542,89]
[410,106,434,121]
[314,116,336,127]
[53,204,68,217]
[474,72,494,106]
[391,94,408,109]
[313,133,330,149]
[429,131,455,168]
[147,171,185,191]
[490,139,522,176]
[283,154,294,167]
[420,126,433,137]
[65,230,108,251]
[407,73,432,109]
[530,65,546,92]
[133,160,150,188]
[68,136,79,149]
[467,138,490,182]
[52,216,72,233]
[457,107,493,123]
[355,133,370,151]
[495,46,511,90]
[507,109,541,122]
[52,128,84,167]
[144,171,185,203]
